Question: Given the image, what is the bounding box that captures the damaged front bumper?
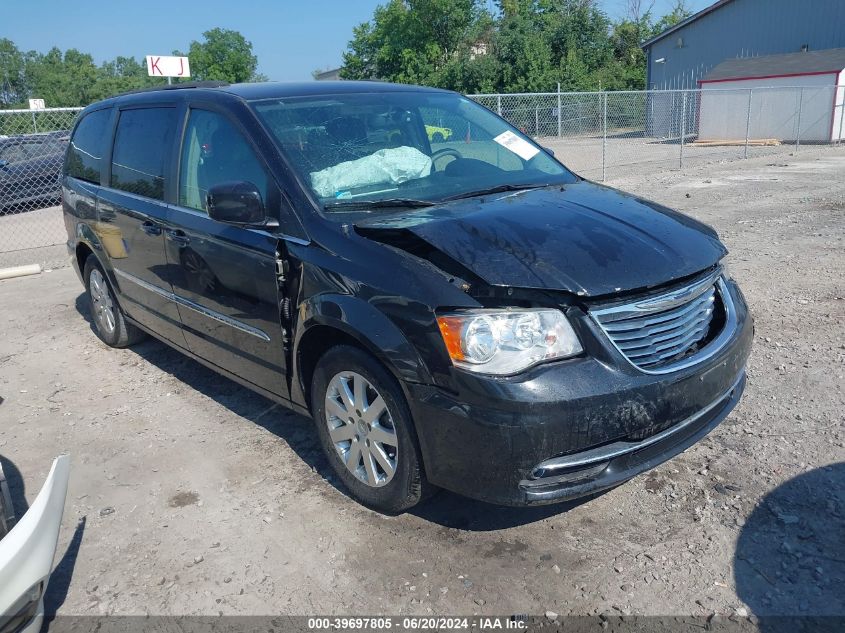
[406,280,753,506]
[517,372,745,503]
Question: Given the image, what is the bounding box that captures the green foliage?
[0,28,264,109]
[340,0,694,93]
[340,0,489,89]
[651,0,694,36]
[176,28,262,83]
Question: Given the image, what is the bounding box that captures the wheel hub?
[89,268,116,336]
[324,371,398,488]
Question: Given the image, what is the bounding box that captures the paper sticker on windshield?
[493,130,540,161]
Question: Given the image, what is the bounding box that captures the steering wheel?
[430,147,463,171]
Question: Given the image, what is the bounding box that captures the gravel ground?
[0,146,843,621]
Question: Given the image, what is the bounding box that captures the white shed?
[697,48,845,143]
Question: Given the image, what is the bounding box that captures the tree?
[23,47,101,107]
[177,28,262,83]
[93,56,159,100]
[625,0,654,23]
[0,28,266,109]
[0,39,29,106]
[341,0,492,87]
[341,0,691,94]
[651,0,694,37]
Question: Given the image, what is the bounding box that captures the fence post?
[497,95,502,116]
[744,88,753,159]
[579,101,583,135]
[839,89,845,144]
[535,103,539,137]
[679,90,687,169]
[31,111,37,134]
[796,87,804,151]
[602,92,607,182]
[557,83,562,138]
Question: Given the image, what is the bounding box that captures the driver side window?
[179,109,269,213]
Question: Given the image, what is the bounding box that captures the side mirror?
[206,181,266,226]
[542,146,555,157]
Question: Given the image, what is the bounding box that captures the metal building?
[642,0,845,90]
[698,48,845,142]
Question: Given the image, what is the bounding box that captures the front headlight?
[436,309,582,375]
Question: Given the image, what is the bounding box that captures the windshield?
[252,91,577,219]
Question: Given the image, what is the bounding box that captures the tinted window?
[66,109,111,183]
[111,107,176,201]
[178,109,268,212]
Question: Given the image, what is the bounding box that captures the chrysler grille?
[592,274,729,372]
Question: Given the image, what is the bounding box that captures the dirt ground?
[0,147,843,621]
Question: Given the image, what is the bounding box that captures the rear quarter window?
[110,107,177,201]
[66,108,112,183]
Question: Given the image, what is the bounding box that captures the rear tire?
[311,345,433,513]
[83,255,144,348]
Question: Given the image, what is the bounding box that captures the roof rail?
[115,81,230,97]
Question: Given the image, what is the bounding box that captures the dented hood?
[356,181,726,297]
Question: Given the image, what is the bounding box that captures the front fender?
[291,293,434,407]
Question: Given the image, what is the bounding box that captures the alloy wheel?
[89,268,116,336]
[324,371,398,487]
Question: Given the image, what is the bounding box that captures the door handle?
[165,228,191,247]
[140,220,161,236]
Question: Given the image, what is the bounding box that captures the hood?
[356,181,726,297]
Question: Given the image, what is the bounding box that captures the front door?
[167,107,288,397]
[98,106,186,346]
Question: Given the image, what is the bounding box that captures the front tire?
[311,345,433,513]
[83,255,144,348]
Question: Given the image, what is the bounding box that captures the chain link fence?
[469,85,845,180]
[1,86,843,270]
[0,107,82,270]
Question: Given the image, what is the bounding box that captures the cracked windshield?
[253,92,577,216]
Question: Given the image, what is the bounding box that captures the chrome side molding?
[113,268,271,342]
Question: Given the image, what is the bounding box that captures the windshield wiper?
[441,183,554,202]
[323,183,556,211]
[323,198,437,211]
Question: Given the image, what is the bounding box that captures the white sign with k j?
[146,55,191,78]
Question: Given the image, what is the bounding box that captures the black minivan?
[63,81,752,513]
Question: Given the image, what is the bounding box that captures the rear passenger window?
[66,108,111,183]
[111,107,176,201]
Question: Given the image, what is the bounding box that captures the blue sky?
[3,0,710,82]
